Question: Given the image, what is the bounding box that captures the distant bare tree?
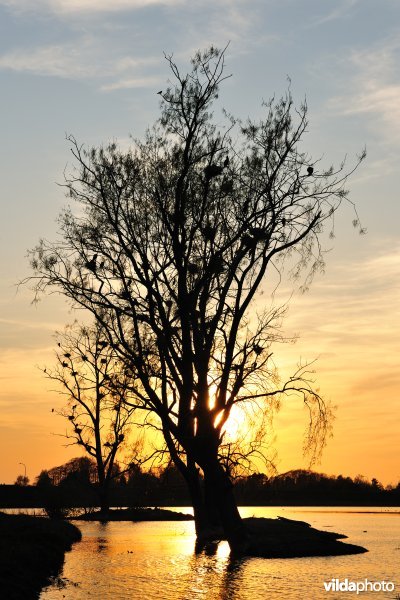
[44,321,140,512]
[28,46,364,552]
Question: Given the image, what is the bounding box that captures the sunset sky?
[0,0,399,485]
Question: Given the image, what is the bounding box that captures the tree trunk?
[180,461,223,543]
[98,483,110,514]
[200,458,249,555]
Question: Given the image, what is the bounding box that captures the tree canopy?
[28,45,364,551]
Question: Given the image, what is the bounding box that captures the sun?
[208,384,248,442]
[221,408,243,441]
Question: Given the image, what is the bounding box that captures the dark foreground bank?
[0,512,81,600]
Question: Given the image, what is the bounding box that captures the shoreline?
[0,512,81,600]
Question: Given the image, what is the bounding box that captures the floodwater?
[40,507,399,599]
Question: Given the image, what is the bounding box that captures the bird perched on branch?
[203,223,216,240]
[204,164,224,179]
[204,155,230,180]
[188,262,200,275]
[307,166,314,176]
[221,179,233,194]
[85,254,98,273]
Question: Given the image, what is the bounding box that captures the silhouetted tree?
[35,470,53,488]
[28,46,364,552]
[44,456,98,486]
[43,321,140,512]
[14,475,29,486]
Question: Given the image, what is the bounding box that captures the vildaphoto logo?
[323,578,395,594]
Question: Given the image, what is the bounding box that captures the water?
[39,507,399,599]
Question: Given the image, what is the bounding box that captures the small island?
[72,506,193,521]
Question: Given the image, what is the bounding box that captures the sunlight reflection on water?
[39,507,400,600]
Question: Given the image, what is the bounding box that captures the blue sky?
[0,0,399,483]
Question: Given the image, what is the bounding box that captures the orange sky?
[0,1,399,487]
[1,233,399,486]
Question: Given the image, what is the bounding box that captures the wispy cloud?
[328,35,400,144]
[0,1,262,91]
[309,0,359,27]
[280,241,400,372]
[0,42,97,78]
[100,76,161,92]
[0,35,161,90]
[0,0,183,15]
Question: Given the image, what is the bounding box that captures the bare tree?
[28,46,364,552]
[44,321,139,512]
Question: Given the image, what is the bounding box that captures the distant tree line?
[233,470,400,506]
[1,462,399,508]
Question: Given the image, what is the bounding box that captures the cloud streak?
[309,0,359,27]
[0,35,162,91]
[0,0,183,15]
[328,35,400,144]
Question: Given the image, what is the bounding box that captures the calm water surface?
[40,507,399,600]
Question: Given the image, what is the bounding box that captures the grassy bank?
[0,512,81,600]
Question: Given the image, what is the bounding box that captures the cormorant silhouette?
[221,179,233,194]
[188,262,200,275]
[85,254,98,272]
[307,166,314,176]
[242,234,257,248]
[204,164,223,179]
[249,227,268,241]
[203,223,216,239]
